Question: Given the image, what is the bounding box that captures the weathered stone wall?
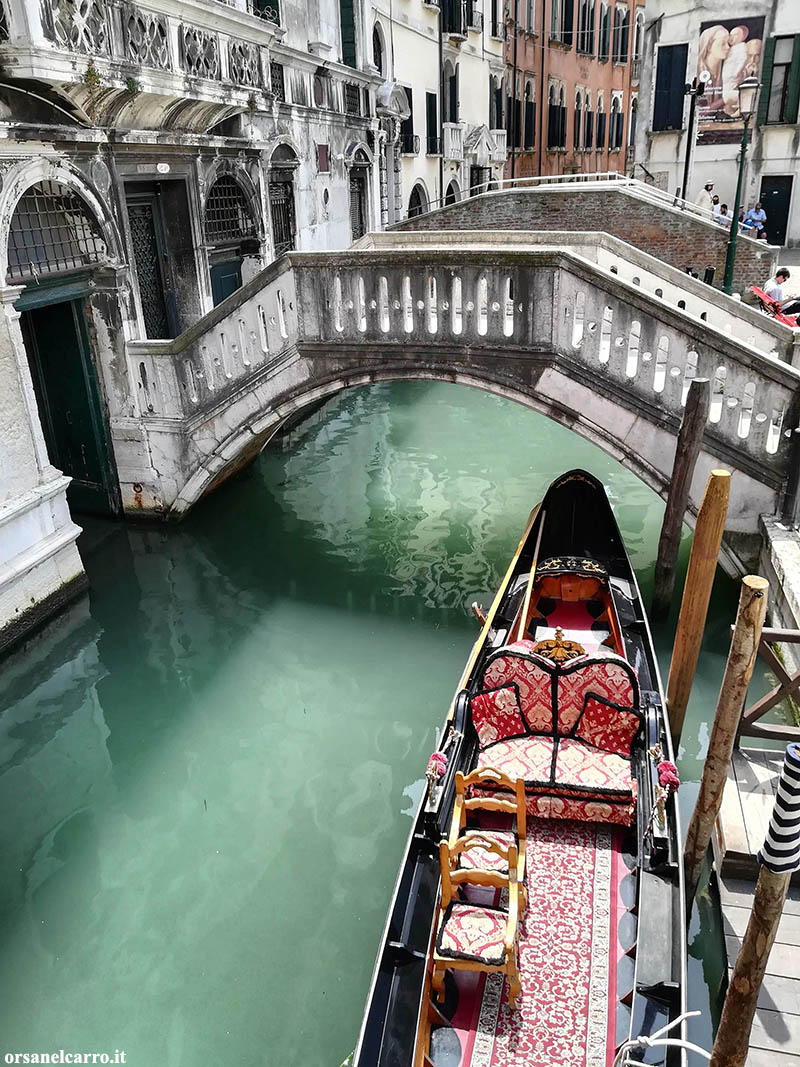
[392,187,776,294]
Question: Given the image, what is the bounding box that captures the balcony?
[0,0,283,132]
[443,122,464,161]
[400,132,420,155]
[490,128,507,162]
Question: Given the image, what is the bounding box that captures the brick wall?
[393,188,776,294]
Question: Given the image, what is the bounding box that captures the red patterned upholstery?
[436,902,508,964]
[575,695,642,755]
[482,652,554,733]
[554,738,632,795]
[469,686,526,748]
[471,646,640,827]
[556,655,638,734]
[476,736,554,783]
[526,793,636,826]
[457,829,517,874]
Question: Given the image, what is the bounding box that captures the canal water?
[0,380,786,1066]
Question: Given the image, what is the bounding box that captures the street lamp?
[722,75,761,295]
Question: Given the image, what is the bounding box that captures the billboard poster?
[696,17,765,144]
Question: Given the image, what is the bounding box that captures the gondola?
[353,470,687,1067]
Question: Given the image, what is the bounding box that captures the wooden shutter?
[426,92,438,153]
[339,0,356,67]
[562,0,574,46]
[653,43,687,131]
[785,35,800,124]
[757,36,776,126]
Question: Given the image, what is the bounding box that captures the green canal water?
[0,380,786,1066]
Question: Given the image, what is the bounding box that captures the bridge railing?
[124,237,800,506]
[127,257,299,419]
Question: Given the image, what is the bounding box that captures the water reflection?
[0,380,790,1066]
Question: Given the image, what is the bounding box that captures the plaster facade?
[636,0,800,248]
[0,0,382,651]
[504,0,644,180]
[370,0,507,222]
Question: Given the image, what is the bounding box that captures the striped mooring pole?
[709,742,800,1067]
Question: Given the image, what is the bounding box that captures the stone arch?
[408,181,428,218]
[167,366,743,575]
[344,140,374,168]
[203,168,262,247]
[372,19,386,76]
[0,157,123,284]
[265,138,301,168]
[445,179,460,205]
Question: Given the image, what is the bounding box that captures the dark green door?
[210,259,243,306]
[759,176,793,246]
[21,300,119,516]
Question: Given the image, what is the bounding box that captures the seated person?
[763,268,800,315]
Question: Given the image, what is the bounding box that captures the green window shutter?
[757,36,776,126]
[339,0,356,68]
[785,34,800,123]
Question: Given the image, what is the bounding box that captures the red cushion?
[475,735,554,783]
[556,655,639,735]
[575,695,642,755]
[482,651,554,733]
[470,685,526,748]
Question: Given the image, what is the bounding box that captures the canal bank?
[0,381,794,1066]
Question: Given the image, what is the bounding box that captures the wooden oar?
[516,510,546,643]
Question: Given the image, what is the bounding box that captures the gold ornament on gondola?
[533,627,585,663]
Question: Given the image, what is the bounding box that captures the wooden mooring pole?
[666,469,731,742]
[708,743,800,1067]
[684,574,768,907]
[652,378,711,621]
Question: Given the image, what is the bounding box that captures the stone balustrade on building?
[443,123,465,163]
[0,0,285,125]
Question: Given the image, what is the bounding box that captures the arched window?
[204,176,256,247]
[558,86,567,147]
[574,90,583,150]
[633,10,644,79]
[408,183,427,218]
[597,92,606,149]
[599,3,610,61]
[7,180,108,282]
[524,81,535,149]
[629,96,638,146]
[584,91,594,149]
[372,23,384,76]
[610,96,621,149]
[445,180,459,205]
[269,144,298,256]
[547,84,558,149]
[443,60,458,123]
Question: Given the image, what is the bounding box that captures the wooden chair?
[431,835,521,1009]
[449,768,527,910]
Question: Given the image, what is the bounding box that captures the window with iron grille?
[270,62,286,102]
[345,83,362,116]
[7,180,108,282]
[269,179,295,257]
[204,176,256,247]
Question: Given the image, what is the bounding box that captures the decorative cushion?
[436,902,508,964]
[457,829,517,874]
[482,651,555,733]
[556,655,639,735]
[575,695,642,755]
[554,737,633,795]
[476,735,555,783]
[470,685,526,748]
[526,793,636,826]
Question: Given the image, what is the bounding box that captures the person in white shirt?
[694,181,714,210]
[716,203,733,227]
[763,269,800,314]
[712,194,721,218]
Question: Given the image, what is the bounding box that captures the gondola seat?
[468,644,643,826]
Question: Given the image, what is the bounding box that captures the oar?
[516,510,546,643]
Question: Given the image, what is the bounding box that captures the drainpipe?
[537,0,546,178]
[438,5,444,204]
[510,0,519,179]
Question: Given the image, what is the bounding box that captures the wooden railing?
[737,628,800,742]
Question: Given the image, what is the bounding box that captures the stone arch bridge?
[126,231,800,573]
